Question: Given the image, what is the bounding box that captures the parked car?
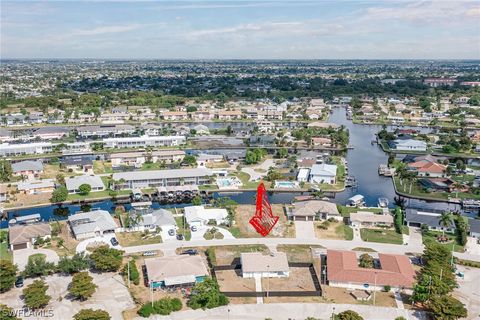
[15,276,24,288]
[182,249,198,256]
[176,234,184,240]
[143,251,157,257]
[110,237,119,246]
[191,226,198,232]
[168,229,175,236]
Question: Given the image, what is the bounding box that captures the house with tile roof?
[326,250,415,291]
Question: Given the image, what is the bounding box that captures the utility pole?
[150,280,154,307]
[127,260,130,288]
[373,272,377,306]
[266,265,270,299]
[451,244,455,267]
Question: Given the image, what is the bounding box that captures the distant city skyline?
[2,0,479,60]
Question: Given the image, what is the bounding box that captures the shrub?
[384,285,391,292]
[137,298,182,317]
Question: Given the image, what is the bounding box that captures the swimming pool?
[274,181,300,189]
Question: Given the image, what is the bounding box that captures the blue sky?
[2,0,479,59]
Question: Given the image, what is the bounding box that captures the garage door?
[12,243,28,250]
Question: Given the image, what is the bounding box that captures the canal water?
[1,108,460,227]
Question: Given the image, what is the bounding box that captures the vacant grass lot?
[116,232,162,247]
[214,245,270,265]
[360,228,403,245]
[314,221,353,240]
[233,204,294,238]
[277,244,324,263]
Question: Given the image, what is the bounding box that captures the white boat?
[347,194,365,207]
[378,198,389,208]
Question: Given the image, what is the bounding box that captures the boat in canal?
[378,198,389,208]
[346,194,366,207]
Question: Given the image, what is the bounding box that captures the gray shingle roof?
[65,175,105,191]
[12,160,44,173]
[68,210,117,236]
[112,168,212,181]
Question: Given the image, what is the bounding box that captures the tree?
[428,295,467,320]
[358,254,374,268]
[0,304,21,320]
[122,259,140,285]
[0,260,17,293]
[182,154,197,166]
[23,254,56,278]
[335,310,364,320]
[74,309,111,320]
[51,186,68,203]
[439,212,453,236]
[90,246,124,272]
[137,297,182,317]
[455,216,469,246]
[191,195,202,206]
[187,278,229,309]
[394,207,404,234]
[23,280,51,310]
[56,173,65,185]
[57,252,89,274]
[69,271,97,301]
[78,184,92,196]
[0,160,13,182]
[276,147,288,159]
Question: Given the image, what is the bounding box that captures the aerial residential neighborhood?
[1,1,479,320]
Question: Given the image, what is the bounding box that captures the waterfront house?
[32,127,70,140]
[405,209,456,233]
[391,139,427,152]
[162,111,188,121]
[112,168,213,189]
[197,153,224,166]
[12,160,44,178]
[62,156,94,173]
[418,178,455,192]
[65,175,105,194]
[241,252,289,278]
[288,200,341,221]
[349,212,394,228]
[308,164,337,184]
[76,125,135,138]
[68,210,119,240]
[326,250,415,291]
[184,205,228,227]
[0,128,14,143]
[192,124,210,135]
[136,208,177,232]
[110,150,185,168]
[17,179,55,195]
[218,110,242,120]
[9,223,52,250]
[103,135,186,148]
[312,137,333,148]
[408,161,446,177]
[145,255,208,288]
[468,219,480,238]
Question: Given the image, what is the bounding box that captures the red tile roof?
[409,161,446,173]
[326,250,415,288]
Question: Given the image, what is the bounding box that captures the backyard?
[422,230,464,252]
[116,231,162,247]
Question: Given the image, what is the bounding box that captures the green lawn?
[335,224,353,240]
[175,216,191,241]
[422,230,464,252]
[67,189,130,201]
[93,160,112,174]
[0,243,12,262]
[337,205,385,217]
[360,228,403,245]
[28,253,46,262]
[394,177,480,201]
[233,171,261,189]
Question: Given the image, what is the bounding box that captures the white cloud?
[70,24,142,36]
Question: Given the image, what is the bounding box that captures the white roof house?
[65,175,105,194]
[112,168,213,189]
[393,139,427,151]
[296,168,310,182]
[140,208,177,230]
[309,163,337,184]
[68,210,118,240]
[145,255,208,288]
[241,252,289,278]
[184,205,228,227]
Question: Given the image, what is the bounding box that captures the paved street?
[454,265,480,320]
[140,302,423,320]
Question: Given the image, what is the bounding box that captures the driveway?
[465,237,480,255]
[0,273,134,320]
[454,265,480,319]
[294,221,315,239]
[241,158,275,181]
[190,226,235,241]
[13,247,60,271]
[161,227,178,242]
[76,234,122,253]
[407,227,423,247]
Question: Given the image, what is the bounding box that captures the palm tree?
[438,212,453,236]
[452,181,463,198]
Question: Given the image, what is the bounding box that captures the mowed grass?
[360,228,403,245]
[422,230,464,252]
[0,242,12,262]
[116,232,162,247]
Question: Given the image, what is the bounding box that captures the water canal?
[1,108,460,227]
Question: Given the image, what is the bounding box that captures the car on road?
[168,229,175,236]
[182,249,198,255]
[191,226,197,232]
[176,234,184,240]
[110,237,119,246]
[15,276,24,288]
[143,251,157,257]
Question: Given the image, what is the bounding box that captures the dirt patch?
[314,221,346,240]
[7,191,52,208]
[264,296,325,303]
[234,204,295,238]
[262,267,316,291]
[214,245,270,265]
[277,244,323,263]
[216,269,256,292]
[322,286,396,307]
[116,231,162,247]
